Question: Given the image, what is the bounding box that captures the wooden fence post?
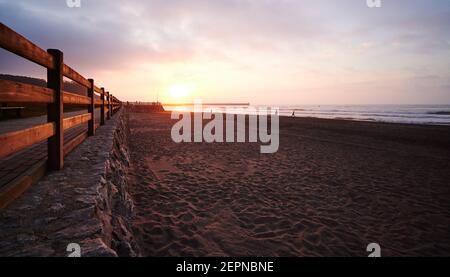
[111,96,114,115]
[106,91,111,120]
[100,87,105,126]
[47,49,64,170]
[88,79,95,136]
[106,91,110,120]
[109,94,114,118]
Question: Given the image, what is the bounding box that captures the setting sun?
[168,83,192,102]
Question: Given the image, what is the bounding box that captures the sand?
[126,110,450,257]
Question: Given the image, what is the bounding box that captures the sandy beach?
[127,111,450,257]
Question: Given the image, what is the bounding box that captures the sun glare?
[168,83,192,101]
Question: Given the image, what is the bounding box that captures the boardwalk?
[0,109,102,193]
[0,23,121,208]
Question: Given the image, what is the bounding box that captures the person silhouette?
[292,110,295,117]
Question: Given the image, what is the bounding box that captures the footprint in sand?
[178,212,194,223]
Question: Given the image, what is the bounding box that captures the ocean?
[164,104,450,126]
[272,105,450,125]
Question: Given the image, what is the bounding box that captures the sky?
[0,0,449,105]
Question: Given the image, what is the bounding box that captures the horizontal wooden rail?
[0,23,54,69]
[63,91,91,105]
[63,113,92,130]
[94,85,102,94]
[62,64,91,88]
[0,79,54,103]
[0,79,106,105]
[0,123,55,159]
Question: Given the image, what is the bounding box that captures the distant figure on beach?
[292,110,295,117]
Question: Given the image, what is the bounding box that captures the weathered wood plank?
[63,91,90,105]
[0,23,54,69]
[94,85,102,94]
[62,64,91,88]
[63,113,92,130]
[0,123,55,159]
[0,79,54,103]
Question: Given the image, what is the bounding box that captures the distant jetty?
[162,103,250,107]
[428,111,450,115]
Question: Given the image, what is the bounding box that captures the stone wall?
[0,110,139,257]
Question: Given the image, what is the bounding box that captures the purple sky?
[1,0,449,104]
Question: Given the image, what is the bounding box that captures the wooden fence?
[0,22,122,208]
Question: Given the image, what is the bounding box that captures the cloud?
[0,0,449,103]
